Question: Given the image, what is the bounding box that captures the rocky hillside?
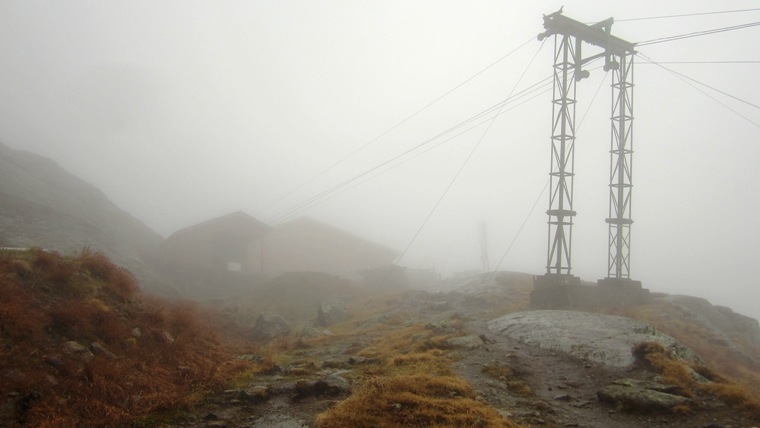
[0,142,170,295]
[2,249,760,427]
[0,249,254,427]
[152,272,760,427]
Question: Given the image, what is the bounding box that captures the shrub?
[0,278,48,341]
[77,248,138,300]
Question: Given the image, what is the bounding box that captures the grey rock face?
[488,310,700,367]
[253,312,291,340]
[316,298,349,327]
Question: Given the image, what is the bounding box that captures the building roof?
[166,211,271,242]
[269,217,398,257]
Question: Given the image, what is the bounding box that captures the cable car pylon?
[530,9,649,308]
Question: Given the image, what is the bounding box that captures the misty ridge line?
[255,36,537,221]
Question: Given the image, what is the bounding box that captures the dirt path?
[456,317,656,427]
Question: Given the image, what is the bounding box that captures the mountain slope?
[0,142,169,294]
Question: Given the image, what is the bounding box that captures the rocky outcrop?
[294,374,350,399]
[253,312,291,340]
[316,298,349,327]
[488,310,700,367]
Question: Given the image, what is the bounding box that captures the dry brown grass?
[0,249,253,427]
[606,301,760,399]
[633,341,760,418]
[632,342,696,398]
[481,363,531,396]
[317,374,518,428]
[315,302,521,428]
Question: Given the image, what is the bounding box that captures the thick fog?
[1,1,759,319]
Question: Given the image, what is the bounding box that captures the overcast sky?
[1,1,759,319]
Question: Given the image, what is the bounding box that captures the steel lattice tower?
[535,9,637,283]
[607,53,635,279]
[545,34,578,275]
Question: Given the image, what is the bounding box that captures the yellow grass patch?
[633,341,760,418]
[313,300,522,427]
[316,374,519,427]
[606,302,760,399]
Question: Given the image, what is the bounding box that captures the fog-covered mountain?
[0,142,172,295]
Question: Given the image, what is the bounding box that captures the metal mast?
[479,221,490,273]
[607,53,635,279]
[536,9,636,279]
[544,33,578,275]
[531,9,645,309]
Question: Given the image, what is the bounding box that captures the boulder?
[253,312,291,340]
[63,341,94,360]
[317,299,348,327]
[597,378,690,411]
[294,374,350,399]
[446,334,485,349]
[315,374,350,396]
[160,331,175,344]
[90,342,117,359]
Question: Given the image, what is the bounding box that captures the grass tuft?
[314,302,521,427]
[481,363,531,396]
[316,373,519,428]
